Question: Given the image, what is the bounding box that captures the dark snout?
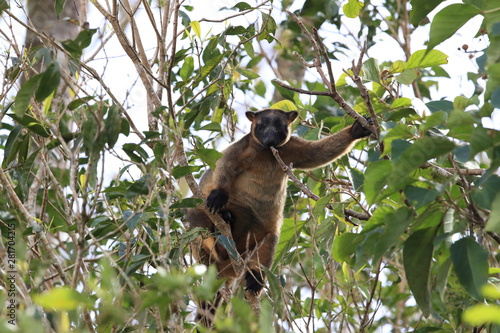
[259,132,281,148]
[259,129,285,149]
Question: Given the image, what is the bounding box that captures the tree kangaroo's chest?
[230,153,288,216]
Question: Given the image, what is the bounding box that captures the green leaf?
[463,304,500,326]
[396,68,419,85]
[125,176,150,199]
[403,227,437,317]
[410,0,445,26]
[61,29,97,59]
[363,160,393,204]
[35,62,61,102]
[226,26,248,35]
[236,67,260,80]
[34,286,93,310]
[312,193,335,219]
[389,60,407,74]
[215,234,239,260]
[122,143,149,164]
[274,218,307,268]
[269,100,297,111]
[362,58,380,83]
[349,168,364,191]
[7,113,51,138]
[172,165,203,179]
[420,110,447,133]
[470,126,498,155]
[482,284,500,299]
[67,96,94,110]
[343,0,364,18]
[450,237,489,300]
[427,4,481,51]
[392,97,412,109]
[2,125,24,168]
[404,185,439,209]
[472,174,500,210]
[426,100,454,114]
[190,21,201,38]
[195,148,223,170]
[332,232,365,262]
[193,52,226,88]
[170,198,203,209]
[105,105,121,148]
[406,50,448,69]
[199,122,222,132]
[233,2,252,11]
[123,210,142,229]
[485,192,500,233]
[372,207,414,263]
[54,0,67,17]
[179,56,194,80]
[390,137,455,184]
[14,74,42,117]
[0,0,9,15]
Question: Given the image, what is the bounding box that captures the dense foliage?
[0,0,499,332]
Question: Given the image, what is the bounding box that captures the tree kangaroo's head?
[246,109,298,149]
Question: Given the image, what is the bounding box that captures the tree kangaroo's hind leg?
[245,233,279,295]
[186,207,229,264]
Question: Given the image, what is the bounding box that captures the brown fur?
[186,108,371,322]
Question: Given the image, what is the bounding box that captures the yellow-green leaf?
[482,284,500,299]
[463,304,500,326]
[407,49,448,69]
[190,21,201,38]
[34,286,92,311]
[389,60,407,74]
[343,0,364,18]
[269,100,297,111]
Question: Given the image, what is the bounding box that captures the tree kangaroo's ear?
[287,111,299,123]
[246,111,256,122]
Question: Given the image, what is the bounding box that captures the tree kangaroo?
[186,108,372,321]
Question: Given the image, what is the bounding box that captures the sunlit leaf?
[407,50,448,69]
[482,284,500,299]
[34,286,93,311]
[269,100,296,111]
[463,304,500,326]
[179,56,194,80]
[343,0,364,18]
[190,21,201,38]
